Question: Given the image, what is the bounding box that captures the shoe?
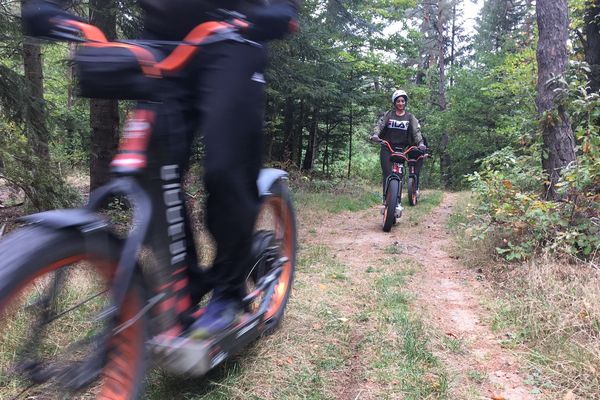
[189,294,243,340]
[395,204,403,218]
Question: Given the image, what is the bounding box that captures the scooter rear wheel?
[252,179,297,333]
[408,176,418,206]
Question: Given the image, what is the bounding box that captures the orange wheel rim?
[261,196,294,320]
[99,286,144,400]
[1,255,143,400]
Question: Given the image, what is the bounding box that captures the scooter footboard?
[149,312,263,376]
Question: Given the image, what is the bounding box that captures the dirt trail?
[300,192,535,399]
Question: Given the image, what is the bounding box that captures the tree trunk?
[584,2,600,93]
[21,0,50,160]
[416,1,432,85]
[89,0,119,190]
[347,101,353,179]
[322,115,330,176]
[280,97,294,162]
[449,4,456,87]
[293,99,304,167]
[435,1,450,187]
[536,0,576,200]
[435,2,447,111]
[302,108,318,171]
[440,132,452,187]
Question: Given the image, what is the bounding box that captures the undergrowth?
[448,192,600,399]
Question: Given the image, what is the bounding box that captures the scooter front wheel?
[383,179,399,232]
[0,226,148,400]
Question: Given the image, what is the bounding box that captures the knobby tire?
[408,176,417,206]
[383,179,399,232]
[0,226,148,400]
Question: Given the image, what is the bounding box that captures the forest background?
[0,0,599,397]
[1,0,598,261]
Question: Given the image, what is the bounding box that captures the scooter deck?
[149,311,264,376]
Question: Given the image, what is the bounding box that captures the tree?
[88,0,119,190]
[584,1,600,93]
[475,0,531,53]
[422,0,453,187]
[21,0,50,160]
[535,0,576,200]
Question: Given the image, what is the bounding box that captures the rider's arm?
[370,111,389,140]
[22,0,82,38]
[409,114,424,147]
[247,0,300,41]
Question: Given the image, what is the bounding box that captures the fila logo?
[388,119,409,130]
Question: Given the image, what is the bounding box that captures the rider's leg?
[189,41,268,338]
[415,157,424,192]
[380,147,392,202]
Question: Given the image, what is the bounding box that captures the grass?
[364,263,449,399]
[448,192,600,399]
[404,190,444,226]
[294,190,380,214]
[0,263,115,399]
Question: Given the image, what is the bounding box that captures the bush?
[467,74,600,261]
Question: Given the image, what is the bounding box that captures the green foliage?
[467,65,600,261]
[292,178,380,213]
[0,120,81,210]
[426,46,538,189]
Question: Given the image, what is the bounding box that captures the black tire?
[252,180,297,334]
[408,176,418,206]
[0,226,148,400]
[383,179,399,232]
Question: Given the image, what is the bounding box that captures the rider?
[23,0,300,339]
[370,89,426,198]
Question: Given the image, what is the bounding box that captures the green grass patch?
[440,335,466,354]
[362,264,448,399]
[294,190,380,213]
[405,190,444,225]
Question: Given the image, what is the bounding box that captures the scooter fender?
[257,168,288,197]
[18,208,108,233]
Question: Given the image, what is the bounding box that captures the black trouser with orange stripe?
[134,40,267,322]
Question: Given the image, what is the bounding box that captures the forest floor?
[292,190,537,399]
[0,183,559,399]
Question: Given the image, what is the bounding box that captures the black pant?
[415,158,424,189]
[142,40,267,303]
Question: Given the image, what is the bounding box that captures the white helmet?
[392,89,408,104]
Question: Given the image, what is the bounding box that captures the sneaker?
[395,204,403,218]
[189,294,243,340]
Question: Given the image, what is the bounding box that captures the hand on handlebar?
[370,135,382,143]
[417,144,427,152]
[22,0,83,40]
[246,3,298,41]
